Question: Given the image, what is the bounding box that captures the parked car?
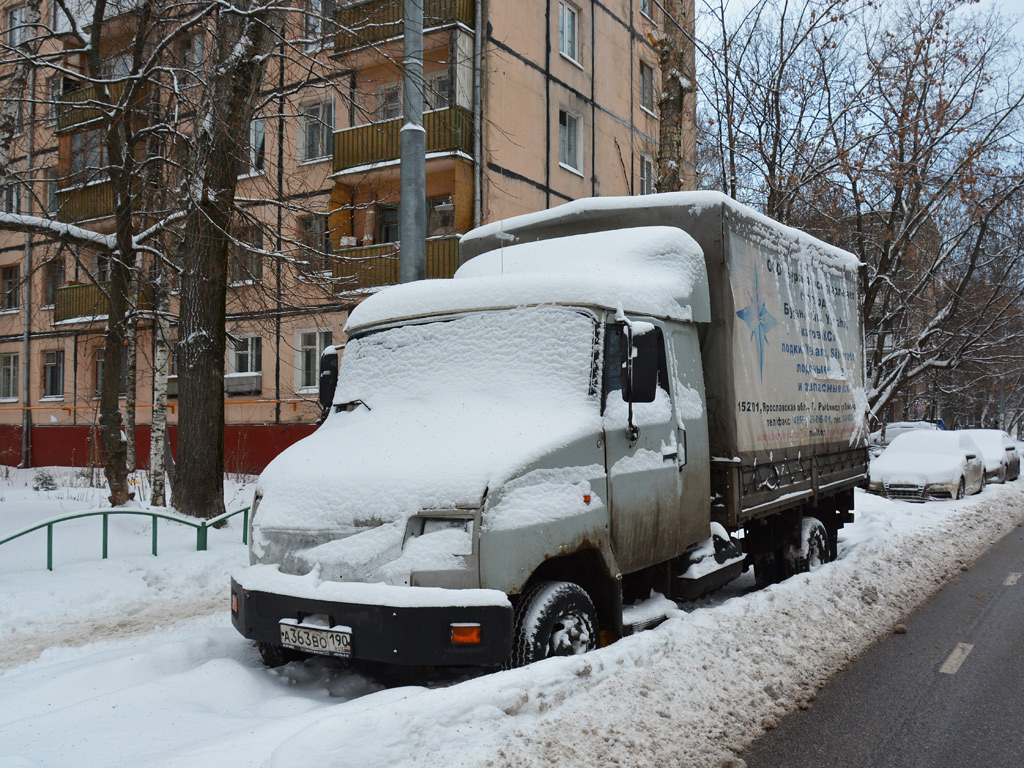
[960,429,1020,483]
[868,421,942,458]
[868,430,985,501]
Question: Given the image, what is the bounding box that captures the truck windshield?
[335,306,600,411]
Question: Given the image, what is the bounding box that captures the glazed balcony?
[54,180,116,223]
[332,234,460,289]
[54,281,155,323]
[335,0,474,52]
[333,105,472,174]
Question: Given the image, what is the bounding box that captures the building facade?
[0,0,691,472]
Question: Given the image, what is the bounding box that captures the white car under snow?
[868,430,985,501]
[959,429,1021,483]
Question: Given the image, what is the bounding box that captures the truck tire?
[506,581,598,668]
[256,640,306,668]
[784,517,831,575]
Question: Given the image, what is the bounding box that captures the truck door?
[603,321,687,574]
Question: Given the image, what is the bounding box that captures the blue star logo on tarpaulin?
[736,267,779,380]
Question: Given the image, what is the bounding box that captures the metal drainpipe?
[275,36,285,425]
[473,0,483,228]
[20,64,36,467]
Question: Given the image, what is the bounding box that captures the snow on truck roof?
[345,225,711,333]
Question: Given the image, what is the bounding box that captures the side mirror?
[622,325,658,404]
[965,453,977,461]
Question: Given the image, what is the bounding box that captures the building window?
[377,83,402,120]
[44,257,64,306]
[230,223,263,283]
[182,32,204,78]
[231,336,262,374]
[558,110,580,172]
[299,100,334,161]
[3,182,20,214]
[425,71,450,110]
[640,153,656,195]
[43,350,63,398]
[297,330,332,390]
[299,215,332,271]
[2,265,19,310]
[244,118,265,175]
[377,204,399,244]
[47,76,61,125]
[96,349,127,396]
[0,352,16,399]
[46,167,58,213]
[640,61,655,113]
[102,53,132,79]
[70,128,106,184]
[558,1,579,62]
[303,0,336,51]
[640,0,652,18]
[95,252,110,283]
[6,4,26,48]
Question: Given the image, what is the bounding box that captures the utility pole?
[400,0,426,283]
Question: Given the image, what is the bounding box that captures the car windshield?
[886,431,960,457]
[334,305,600,411]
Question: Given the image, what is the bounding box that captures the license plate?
[279,620,352,657]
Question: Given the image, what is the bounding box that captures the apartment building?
[0,0,690,472]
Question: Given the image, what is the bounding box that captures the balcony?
[335,0,475,53]
[333,234,460,289]
[57,81,147,131]
[333,105,472,174]
[55,180,116,223]
[53,282,155,324]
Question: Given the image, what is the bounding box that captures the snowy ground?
[2,466,1023,768]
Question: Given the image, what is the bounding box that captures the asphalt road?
[740,519,1024,768]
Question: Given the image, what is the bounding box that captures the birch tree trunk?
[150,264,171,506]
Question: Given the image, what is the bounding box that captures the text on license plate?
[279,622,352,657]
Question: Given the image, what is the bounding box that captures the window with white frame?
[44,257,64,306]
[231,336,262,374]
[0,352,16,399]
[95,348,127,396]
[70,128,106,184]
[640,153,656,195]
[244,118,265,175]
[640,0,652,18]
[229,222,263,283]
[558,110,580,172]
[299,100,334,161]
[6,5,26,48]
[299,215,332,271]
[297,330,332,390]
[303,0,337,51]
[182,32,204,78]
[425,71,449,110]
[3,182,20,214]
[95,252,110,283]
[102,53,132,79]
[2,265,19,310]
[47,76,61,125]
[46,167,58,214]
[640,60,655,113]
[43,350,63,398]
[558,1,579,62]
[377,83,402,120]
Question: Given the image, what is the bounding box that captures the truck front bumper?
[230,570,513,667]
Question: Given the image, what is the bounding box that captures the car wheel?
[784,517,831,576]
[976,473,986,494]
[998,466,1007,484]
[256,640,306,668]
[507,581,598,668]
[956,477,966,500]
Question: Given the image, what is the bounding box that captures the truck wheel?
[507,581,598,668]
[784,517,830,575]
[256,641,306,668]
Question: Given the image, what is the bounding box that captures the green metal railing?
[54,281,156,323]
[335,0,474,52]
[333,234,461,289]
[0,506,249,571]
[333,105,473,173]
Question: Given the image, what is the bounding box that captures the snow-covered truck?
[230,191,868,668]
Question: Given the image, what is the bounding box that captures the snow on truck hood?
[252,307,604,583]
[346,226,710,333]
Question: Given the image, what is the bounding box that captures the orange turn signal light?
[451,623,481,645]
[583,494,592,504]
